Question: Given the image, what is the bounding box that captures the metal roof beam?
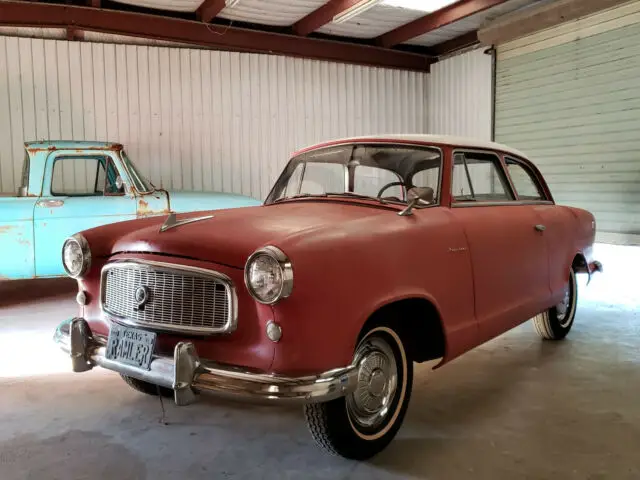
[377,0,510,48]
[292,0,369,36]
[431,31,479,56]
[196,0,226,23]
[0,1,432,71]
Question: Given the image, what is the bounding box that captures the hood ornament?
[160,212,214,233]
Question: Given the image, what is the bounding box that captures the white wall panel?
[427,48,493,141]
[0,37,429,200]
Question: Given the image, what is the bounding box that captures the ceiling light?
[382,0,457,12]
[225,0,240,7]
[333,0,381,24]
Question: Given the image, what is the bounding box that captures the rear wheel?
[120,374,173,398]
[304,324,412,460]
[534,268,578,340]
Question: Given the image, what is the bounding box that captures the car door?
[33,150,137,277]
[504,156,574,304]
[448,151,550,342]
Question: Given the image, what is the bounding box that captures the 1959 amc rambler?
[54,135,602,459]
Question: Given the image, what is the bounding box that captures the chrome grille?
[101,261,235,334]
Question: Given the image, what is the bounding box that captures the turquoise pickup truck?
[0,141,260,280]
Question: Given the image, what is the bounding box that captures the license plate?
[106,323,156,370]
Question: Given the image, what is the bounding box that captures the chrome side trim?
[53,318,358,405]
[100,259,238,335]
[451,200,555,207]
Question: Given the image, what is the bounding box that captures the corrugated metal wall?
[495,1,640,244]
[427,47,493,141]
[0,36,428,199]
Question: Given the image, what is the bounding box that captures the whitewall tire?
[303,324,413,460]
[534,268,578,340]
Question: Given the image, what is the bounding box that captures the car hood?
[167,190,261,211]
[111,200,402,268]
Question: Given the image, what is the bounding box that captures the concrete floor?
[1,244,638,479]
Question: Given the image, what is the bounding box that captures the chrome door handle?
[36,199,64,208]
[534,224,546,232]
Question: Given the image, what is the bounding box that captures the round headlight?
[62,234,91,278]
[244,246,293,305]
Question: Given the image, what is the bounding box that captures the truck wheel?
[120,374,173,398]
[303,324,412,460]
[534,268,578,340]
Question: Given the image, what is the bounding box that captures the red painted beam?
[377,0,509,48]
[293,0,368,36]
[196,0,226,23]
[0,1,432,71]
[66,26,84,41]
[431,31,478,56]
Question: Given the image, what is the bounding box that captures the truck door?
[33,150,136,277]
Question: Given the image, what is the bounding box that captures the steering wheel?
[377,181,407,199]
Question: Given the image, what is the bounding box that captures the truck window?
[51,156,123,197]
[18,151,29,196]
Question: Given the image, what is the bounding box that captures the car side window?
[505,157,544,201]
[452,152,513,202]
[51,156,123,197]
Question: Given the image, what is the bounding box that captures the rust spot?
[24,143,123,152]
[137,198,169,217]
[0,225,15,234]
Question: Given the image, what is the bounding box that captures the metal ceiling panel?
[408,0,544,46]
[111,0,203,12]
[317,4,425,38]
[218,0,328,26]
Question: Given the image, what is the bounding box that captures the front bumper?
[53,318,358,406]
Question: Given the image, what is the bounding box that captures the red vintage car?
[54,135,602,459]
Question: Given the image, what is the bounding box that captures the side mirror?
[17,186,27,197]
[115,176,124,191]
[398,187,434,216]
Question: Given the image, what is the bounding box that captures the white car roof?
[299,134,530,160]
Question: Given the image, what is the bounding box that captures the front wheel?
[304,324,412,460]
[534,268,578,340]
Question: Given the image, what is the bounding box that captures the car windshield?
[120,150,153,193]
[265,144,442,206]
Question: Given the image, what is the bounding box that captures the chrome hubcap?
[346,337,398,429]
[556,274,575,328]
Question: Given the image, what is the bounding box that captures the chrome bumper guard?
[53,318,358,406]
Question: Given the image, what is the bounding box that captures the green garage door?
[495,1,640,245]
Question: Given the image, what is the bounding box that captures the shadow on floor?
[0,278,76,308]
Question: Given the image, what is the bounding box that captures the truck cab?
[0,141,260,280]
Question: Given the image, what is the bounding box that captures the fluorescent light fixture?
[382,0,457,12]
[226,0,240,7]
[333,0,381,24]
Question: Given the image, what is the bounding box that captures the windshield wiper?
[272,193,327,203]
